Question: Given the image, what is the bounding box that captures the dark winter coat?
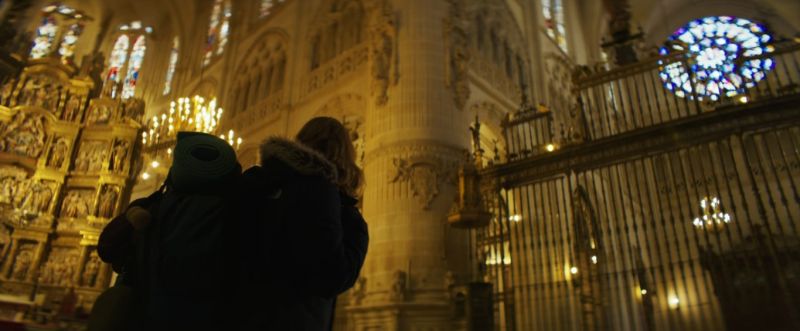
[239,137,369,331]
[97,177,249,331]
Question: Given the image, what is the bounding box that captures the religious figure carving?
[86,104,112,124]
[82,251,100,287]
[2,112,46,158]
[48,137,70,168]
[75,141,108,173]
[369,2,397,106]
[0,167,27,205]
[122,98,145,122]
[12,245,34,280]
[445,0,471,110]
[61,190,92,219]
[97,186,118,218]
[565,97,587,144]
[390,270,407,301]
[62,95,82,122]
[110,140,129,173]
[20,181,54,213]
[350,277,367,305]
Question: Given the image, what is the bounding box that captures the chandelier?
[139,96,242,181]
[692,196,732,231]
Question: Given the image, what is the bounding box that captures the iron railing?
[474,41,800,331]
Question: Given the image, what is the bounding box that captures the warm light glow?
[141,172,150,180]
[570,266,578,274]
[509,214,522,222]
[668,296,680,308]
[641,289,648,295]
[151,161,160,169]
[546,144,556,152]
[591,255,598,264]
[692,196,732,231]
[144,96,225,147]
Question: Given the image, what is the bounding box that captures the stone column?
[1,239,19,278]
[349,0,473,329]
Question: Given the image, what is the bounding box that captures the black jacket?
[240,137,369,330]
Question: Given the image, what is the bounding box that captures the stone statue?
[97,186,118,218]
[110,140,129,172]
[82,252,100,287]
[445,0,471,110]
[4,113,46,158]
[62,191,90,218]
[20,181,53,213]
[12,245,33,280]
[86,104,111,124]
[370,2,396,106]
[76,141,108,173]
[48,137,69,168]
[63,95,81,122]
[566,97,587,143]
[390,270,407,301]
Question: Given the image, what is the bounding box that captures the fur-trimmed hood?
[259,137,337,182]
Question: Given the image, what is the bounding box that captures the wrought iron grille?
[473,42,800,331]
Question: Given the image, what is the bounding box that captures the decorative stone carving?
[11,244,35,280]
[109,140,129,173]
[47,137,70,168]
[369,1,397,107]
[74,140,108,173]
[563,97,587,144]
[85,103,112,124]
[1,112,47,158]
[121,98,145,122]
[97,185,119,218]
[350,276,367,305]
[81,251,100,287]
[62,94,82,122]
[40,247,79,286]
[390,270,407,301]
[60,189,93,219]
[0,78,16,104]
[391,154,459,210]
[19,180,55,213]
[0,166,28,205]
[445,0,471,110]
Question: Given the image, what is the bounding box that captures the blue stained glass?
[659,16,774,101]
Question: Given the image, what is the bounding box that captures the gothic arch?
[308,0,367,70]
[465,0,532,95]
[230,29,289,115]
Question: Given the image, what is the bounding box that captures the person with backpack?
[96,132,245,330]
[239,117,369,330]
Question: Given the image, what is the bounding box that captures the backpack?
[138,175,248,327]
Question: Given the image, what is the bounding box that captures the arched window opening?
[309,0,364,70]
[30,3,89,63]
[121,36,146,99]
[105,35,130,97]
[163,37,180,95]
[659,16,774,101]
[542,0,567,53]
[204,0,232,66]
[104,22,152,99]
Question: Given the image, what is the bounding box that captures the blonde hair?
[296,117,363,197]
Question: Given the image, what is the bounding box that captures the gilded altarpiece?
[0,57,142,318]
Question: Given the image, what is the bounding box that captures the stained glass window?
[542,0,567,53]
[106,35,130,93]
[57,23,82,62]
[121,35,146,99]
[163,37,179,95]
[30,16,58,59]
[204,0,231,66]
[659,16,774,101]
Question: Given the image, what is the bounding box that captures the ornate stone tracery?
[231,30,288,116]
[368,0,397,106]
[445,0,471,110]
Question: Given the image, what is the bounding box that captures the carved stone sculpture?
[97,186,118,218]
[12,245,34,280]
[61,190,92,219]
[110,140,129,173]
[62,95,81,122]
[369,2,396,106]
[20,180,53,213]
[48,137,70,168]
[75,141,107,173]
[445,0,471,110]
[0,78,15,104]
[391,157,457,210]
[2,112,46,158]
[82,251,100,287]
